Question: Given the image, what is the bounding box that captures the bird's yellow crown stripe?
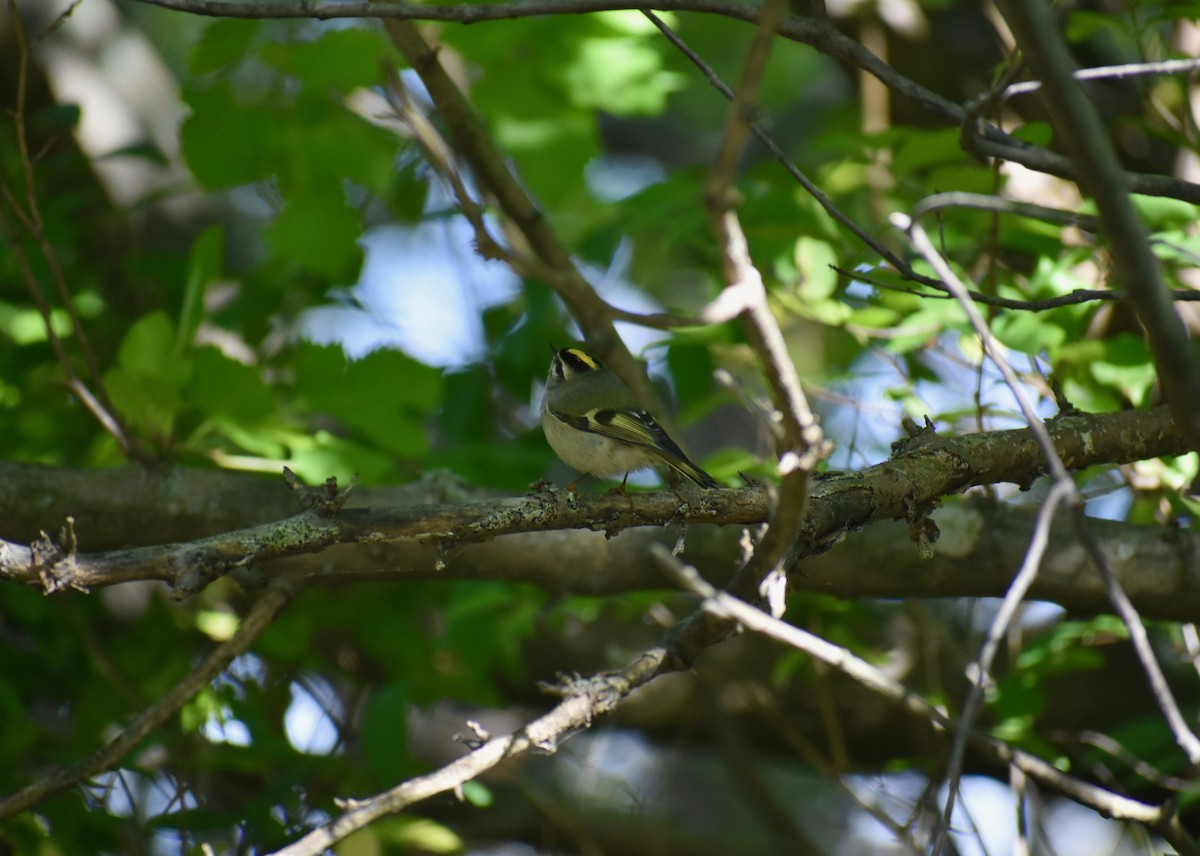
[564,348,600,370]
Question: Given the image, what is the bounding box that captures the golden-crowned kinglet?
[540,347,718,489]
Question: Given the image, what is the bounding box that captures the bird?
[540,346,719,490]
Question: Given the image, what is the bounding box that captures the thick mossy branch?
[0,406,1191,611]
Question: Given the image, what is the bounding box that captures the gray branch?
[3,407,1196,617]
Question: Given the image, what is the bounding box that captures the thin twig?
[895,211,1200,845]
[31,0,87,45]
[915,191,1200,277]
[705,2,813,444]
[127,0,1200,206]
[380,19,674,426]
[1072,501,1200,764]
[893,215,1069,491]
[998,0,1200,450]
[666,549,1200,854]
[653,547,1192,846]
[1012,766,1032,856]
[267,648,668,855]
[0,576,299,819]
[941,480,1073,851]
[1003,57,1200,99]
[704,0,786,214]
[911,191,1101,234]
[699,0,824,610]
[1063,730,1199,792]
[644,10,915,280]
[835,265,1200,314]
[1,0,137,457]
[378,69,548,279]
[896,211,1079,851]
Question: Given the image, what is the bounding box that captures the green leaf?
[1089,334,1156,407]
[304,105,401,197]
[845,305,900,333]
[189,19,262,75]
[106,358,188,440]
[267,191,364,281]
[438,365,494,446]
[180,686,227,733]
[188,347,274,423]
[117,311,189,384]
[257,610,314,663]
[614,169,709,258]
[446,18,599,207]
[1010,121,1053,147]
[359,683,413,784]
[891,128,963,173]
[1065,10,1122,42]
[293,344,440,459]
[179,226,223,353]
[195,610,240,641]
[443,583,540,687]
[285,430,397,485]
[181,83,276,187]
[102,140,170,166]
[666,342,714,410]
[1061,376,1124,414]
[461,781,493,808]
[702,446,771,483]
[260,28,394,92]
[490,285,564,399]
[344,817,464,855]
[563,36,684,115]
[924,163,996,194]
[390,158,431,222]
[793,236,839,301]
[992,309,1066,357]
[1132,196,1200,230]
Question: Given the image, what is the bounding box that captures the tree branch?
[997,0,1200,452]
[898,208,1200,837]
[380,19,671,423]
[261,503,1200,854]
[695,0,824,639]
[3,464,1199,616]
[658,552,1199,855]
[1,407,1190,600]
[0,575,298,819]
[0,0,138,458]
[269,641,668,855]
[128,0,1200,204]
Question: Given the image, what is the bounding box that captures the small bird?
[540,347,719,490]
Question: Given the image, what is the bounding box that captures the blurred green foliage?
[2,1,1200,852]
